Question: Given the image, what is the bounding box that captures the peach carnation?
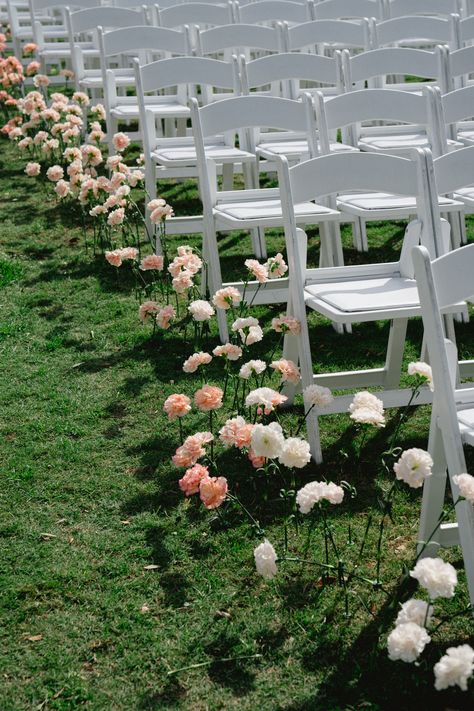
[139,300,160,323]
[183,351,212,373]
[199,476,228,509]
[25,162,40,177]
[156,305,175,330]
[179,463,209,496]
[112,132,130,152]
[212,343,243,361]
[46,165,64,182]
[270,358,301,385]
[163,393,191,420]
[212,286,242,310]
[194,384,223,412]
[140,254,164,271]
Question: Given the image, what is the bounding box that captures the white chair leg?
[418,416,448,558]
[384,318,408,388]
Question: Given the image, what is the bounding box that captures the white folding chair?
[135,55,248,237]
[371,14,459,50]
[282,17,371,53]
[67,6,149,94]
[277,148,461,462]
[443,44,474,92]
[385,0,461,20]
[413,241,474,607]
[233,0,313,25]
[195,22,283,59]
[313,0,385,21]
[157,1,234,29]
[99,25,192,150]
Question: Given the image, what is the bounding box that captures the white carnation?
[408,361,434,391]
[254,539,278,580]
[245,387,286,411]
[251,422,284,459]
[350,406,386,428]
[394,448,433,489]
[396,599,433,627]
[410,557,457,599]
[239,360,267,379]
[387,622,431,663]
[303,384,334,409]
[296,481,344,513]
[188,299,215,322]
[434,644,474,691]
[279,437,311,469]
[349,391,384,415]
[453,473,474,503]
[324,482,344,504]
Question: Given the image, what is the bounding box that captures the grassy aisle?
[1,142,473,710]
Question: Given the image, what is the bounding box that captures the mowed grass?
[1,141,474,711]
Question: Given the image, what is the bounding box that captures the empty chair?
[282,17,371,53]
[313,0,385,20]
[66,6,149,93]
[195,23,283,58]
[385,0,461,19]
[455,15,474,48]
[413,240,474,606]
[371,14,458,50]
[157,2,234,29]
[277,148,459,462]
[233,0,313,25]
[443,44,474,92]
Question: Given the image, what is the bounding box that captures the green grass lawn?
[1,141,473,710]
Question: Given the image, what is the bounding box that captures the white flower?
[251,422,284,459]
[396,599,433,628]
[279,437,311,469]
[296,481,344,513]
[254,539,278,580]
[188,300,215,322]
[410,558,457,599]
[303,384,334,409]
[245,387,287,411]
[408,361,434,391]
[349,391,384,415]
[394,448,433,489]
[239,360,267,379]
[350,407,386,428]
[453,473,474,503]
[387,622,431,663]
[434,644,474,691]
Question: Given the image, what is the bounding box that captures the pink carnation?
[105,250,122,267]
[194,384,223,412]
[248,449,266,469]
[172,432,213,468]
[46,165,64,182]
[140,254,163,271]
[163,393,192,420]
[212,343,243,361]
[219,417,253,449]
[25,162,40,177]
[266,253,288,279]
[107,207,125,226]
[271,314,301,335]
[245,258,268,283]
[270,359,301,385]
[112,132,130,152]
[183,352,212,374]
[179,463,209,496]
[212,287,242,310]
[139,300,160,323]
[156,305,175,329]
[54,179,70,198]
[199,476,228,509]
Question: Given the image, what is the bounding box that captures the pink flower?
[179,463,209,496]
[163,393,191,420]
[183,352,212,373]
[25,162,40,177]
[271,314,301,335]
[194,384,223,412]
[26,61,40,76]
[172,432,213,468]
[156,305,175,329]
[46,165,64,182]
[140,254,163,271]
[150,203,174,223]
[33,74,50,87]
[72,91,90,106]
[270,359,301,385]
[107,207,125,226]
[119,247,138,260]
[112,132,130,152]
[266,253,288,279]
[212,343,243,361]
[248,449,266,469]
[23,43,37,55]
[212,286,242,310]
[54,179,70,198]
[139,300,160,323]
[172,270,193,294]
[245,258,268,283]
[199,476,228,509]
[105,250,122,267]
[219,417,253,449]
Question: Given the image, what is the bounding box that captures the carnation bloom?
[72,91,89,106]
[248,448,266,468]
[156,304,175,330]
[139,300,160,323]
[163,393,191,420]
[213,343,243,361]
[199,476,228,509]
[239,359,266,379]
[112,132,130,152]
[245,258,268,283]
[194,384,223,412]
[212,286,242,310]
[188,300,215,322]
[179,463,209,496]
[303,384,334,409]
[279,437,311,468]
[105,250,122,267]
[251,422,285,459]
[270,359,300,385]
[107,207,125,226]
[271,314,301,334]
[54,179,71,198]
[150,204,173,222]
[434,645,474,691]
[172,431,213,468]
[140,254,163,271]
[25,161,40,176]
[349,391,385,428]
[387,622,431,663]
[183,351,212,373]
[266,253,288,279]
[396,599,433,628]
[410,557,458,599]
[296,481,344,513]
[408,361,434,391]
[33,73,50,87]
[254,539,277,580]
[350,391,384,414]
[219,416,253,448]
[393,448,433,489]
[453,473,474,503]
[172,269,193,294]
[245,387,287,412]
[46,165,64,182]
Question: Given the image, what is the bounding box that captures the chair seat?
[337,192,460,211]
[458,408,474,447]
[359,134,461,154]
[214,197,338,228]
[111,103,190,119]
[258,139,356,158]
[304,276,419,313]
[152,143,254,167]
[80,74,133,89]
[458,130,474,144]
